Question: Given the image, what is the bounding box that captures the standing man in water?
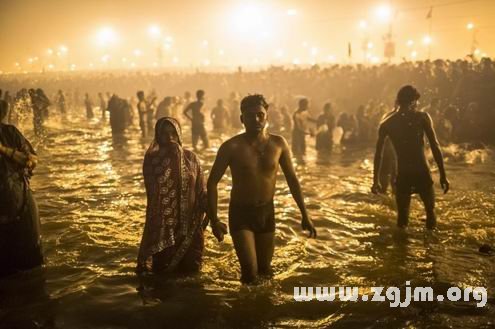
[98,92,107,122]
[137,91,147,138]
[372,85,450,229]
[183,89,209,151]
[207,94,317,284]
[292,98,315,163]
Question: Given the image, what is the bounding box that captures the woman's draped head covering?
[154,117,182,146]
[139,116,207,273]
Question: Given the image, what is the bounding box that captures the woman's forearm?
[0,144,36,169]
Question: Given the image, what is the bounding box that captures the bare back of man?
[372,86,449,229]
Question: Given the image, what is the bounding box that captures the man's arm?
[278,137,317,238]
[183,103,193,121]
[207,142,230,241]
[423,113,449,193]
[372,124,386,193]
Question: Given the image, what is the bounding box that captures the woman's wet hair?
[396,85,420,107]
[240,94,269,113]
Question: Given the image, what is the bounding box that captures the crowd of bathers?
[1,57,494,146]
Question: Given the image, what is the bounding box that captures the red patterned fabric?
[137,117,207,273]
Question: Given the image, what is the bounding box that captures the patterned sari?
[137,117,208,273]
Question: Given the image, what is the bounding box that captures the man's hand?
[211,221,228,242]
[302,216,317,238]
[371,181,383,194]
[440,176,450,194]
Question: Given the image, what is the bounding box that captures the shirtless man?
[292,98,316,162]
[207,94,317,284]
[183,89,209,151]
[372,85,449,229]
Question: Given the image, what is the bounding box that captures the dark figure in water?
[210,99,229,132]
[292,98,315,162]
[4,91,14,125]
[29,89,49,136]
[183,89,209,151]
[37,89,50,121]
[156,96,172,120]
[0,100,43,277]
[107,95,128,135]
[372,85,450,229]
[146,93,157,136]
[55,90,66,115]
[207,94,316,284]
[98,92,106,121]
[315,102,336,155]
[84,93,94,119]
[228,92,242,130]
[137,91,147,137]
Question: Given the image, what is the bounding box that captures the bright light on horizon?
[287,9,297,16]
[228,3,278,44]
[96,27,118,47]
[148,25,161,38]
[375,4,393,23]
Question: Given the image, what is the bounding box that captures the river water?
[1,112,494,329]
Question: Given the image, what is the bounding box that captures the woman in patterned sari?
[137,117,208,274]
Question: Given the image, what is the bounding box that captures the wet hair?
[396,85,420,107]
[0,100,8,121]
[196,89,205,99]
[240,94,269,113]
[299,98,309,108]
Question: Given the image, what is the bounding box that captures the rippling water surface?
[1,113,494,329]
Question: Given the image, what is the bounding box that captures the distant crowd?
[1,58,494,147]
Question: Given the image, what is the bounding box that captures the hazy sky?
[1,0,494,71]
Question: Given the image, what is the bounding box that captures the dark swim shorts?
[228,201,275,233]
[395,170,433,194]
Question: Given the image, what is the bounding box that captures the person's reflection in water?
[136,117,208,275]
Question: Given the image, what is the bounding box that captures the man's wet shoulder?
[268,133,288,147]
[220,134,245,150]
